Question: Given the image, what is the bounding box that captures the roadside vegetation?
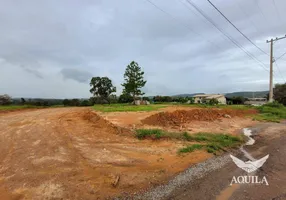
[253,102,286,122]
[93,104,166,112]
[0,105,44,111]
[135,129,243,154]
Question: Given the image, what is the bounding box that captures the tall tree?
[0,94,11,105]
[122,61,147,103]
[90,77,116,104]
[274,83,286,105]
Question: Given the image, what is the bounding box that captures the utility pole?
[266,35,286,102]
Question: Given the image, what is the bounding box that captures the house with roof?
[193,94,227,104]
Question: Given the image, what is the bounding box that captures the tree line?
[1,61,286,106]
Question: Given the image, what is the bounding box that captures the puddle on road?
[240,128,256,161]
[243,128,255,145]
[216,128,256,200]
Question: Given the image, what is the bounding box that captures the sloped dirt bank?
[142,109,257,127]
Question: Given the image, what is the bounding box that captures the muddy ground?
[0,107,262,199]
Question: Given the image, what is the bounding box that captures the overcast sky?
[1,0,286,98]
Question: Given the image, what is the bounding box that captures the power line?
[206,0,269,56]
[143,0,221,50]
[272,0,282,21]
[235,1,260,34]
[255,0,267,21]
[274,61,286,82]
[276,51,286,61]
[185,0,269,72]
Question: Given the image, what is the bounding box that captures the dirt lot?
[98,106,257,134]
[0,106,257,199]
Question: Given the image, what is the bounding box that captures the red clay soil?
[141,108,258,127]
[0,108,212,199]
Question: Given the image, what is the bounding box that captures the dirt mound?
[141,109,257,127]
[82,111,133,136]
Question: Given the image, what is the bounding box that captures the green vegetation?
[90,77,116,104]
[0,105,43,111]
[122,61,147,103]
[253,102,286,122]
[93,104,166,112]
[274,83,286,106]
[135,129,243,154]
[179,132,242,154]
[152,95,193,104]
[136,129,164,139]
[179,144,204,153]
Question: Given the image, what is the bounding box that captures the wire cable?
[143,0,221,50]
[236,1,260,34]
[255,0,267,21]
[272,0,282,21]
[274,61,286,82]
[185,0,269,72]
[276,51,286,61]
[206,0,269,56]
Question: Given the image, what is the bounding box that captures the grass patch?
[253,113,281,123]
[253,103,286,122]
[135,129,243,154]
[93,104,167,112]
[178,144,204,153]
[179,132,242,154]
[206,143,224,154]
[0,105,43,111]
[135,129,164,139]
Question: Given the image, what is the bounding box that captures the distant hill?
[172,93,205,97]
[225,91,268,98]
[171,91,268,98]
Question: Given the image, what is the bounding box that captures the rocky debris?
[111,175,120,187]
[223,114,231,118]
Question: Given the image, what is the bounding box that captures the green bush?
[135,129,163,139]
[208,98,219,105]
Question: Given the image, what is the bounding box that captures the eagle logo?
[230,154,269,173]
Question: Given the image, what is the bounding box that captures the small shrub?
[208,98,219,105]
[135,129,163,139]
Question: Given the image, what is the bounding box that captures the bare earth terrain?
[0,107,211,199]
[0,107,262,199]
[98,106,256,134]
